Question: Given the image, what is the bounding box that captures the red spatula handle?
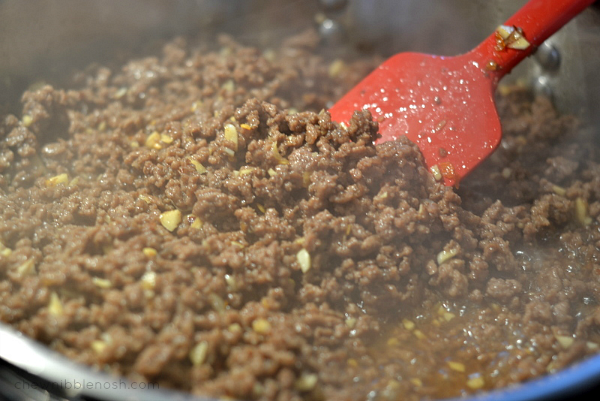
[473,0,595,84]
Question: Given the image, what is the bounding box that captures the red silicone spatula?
[329,0,594,186]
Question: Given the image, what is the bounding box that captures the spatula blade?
[330,52,502,186]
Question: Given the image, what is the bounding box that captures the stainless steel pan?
[1,1,599,400]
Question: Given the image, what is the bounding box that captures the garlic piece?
[328,59,346,78]
[496,25,530,50]
[187,157,207,174]
[294,373,318,392]
[145,132,162,149]
[224,124,238,151]
[467,376,485,390]
[402,319,415,331]
[48,292,63,316]
[189,341,209,366]
[447,361,466,372]
[187,214,203,229]
[160,209,182,232]
[430,165,442,181]
[92,277,112,289]
[252,318,271,334]
[22,115,34,127]
[437,247,459,265]
[555,334,574,349]
[45,173,69,187]
[271,141,289,165]
[575,197,592,226]
[160,133,173,144]
[16,259,36,277]
[143,247,157,258]
[297,249,311,273]
[91,340,107,354]
[141,271,156,290]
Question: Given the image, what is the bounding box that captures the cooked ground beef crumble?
[1,31,600,401]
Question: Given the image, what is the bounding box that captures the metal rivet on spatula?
[535,42,561,72]
[319,18,345,45]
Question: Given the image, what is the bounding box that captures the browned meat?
[1,32,599,401]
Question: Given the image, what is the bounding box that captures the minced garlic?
[160,209,182,232]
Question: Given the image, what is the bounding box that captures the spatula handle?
[473,0,595,84]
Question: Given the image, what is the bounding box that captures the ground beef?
[1,31,600,401]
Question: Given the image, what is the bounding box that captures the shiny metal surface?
[1,0,599,122]
[1,1,599,400]
[343,0,600,129]
[0,0,318,114]
[0,324,191,401]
